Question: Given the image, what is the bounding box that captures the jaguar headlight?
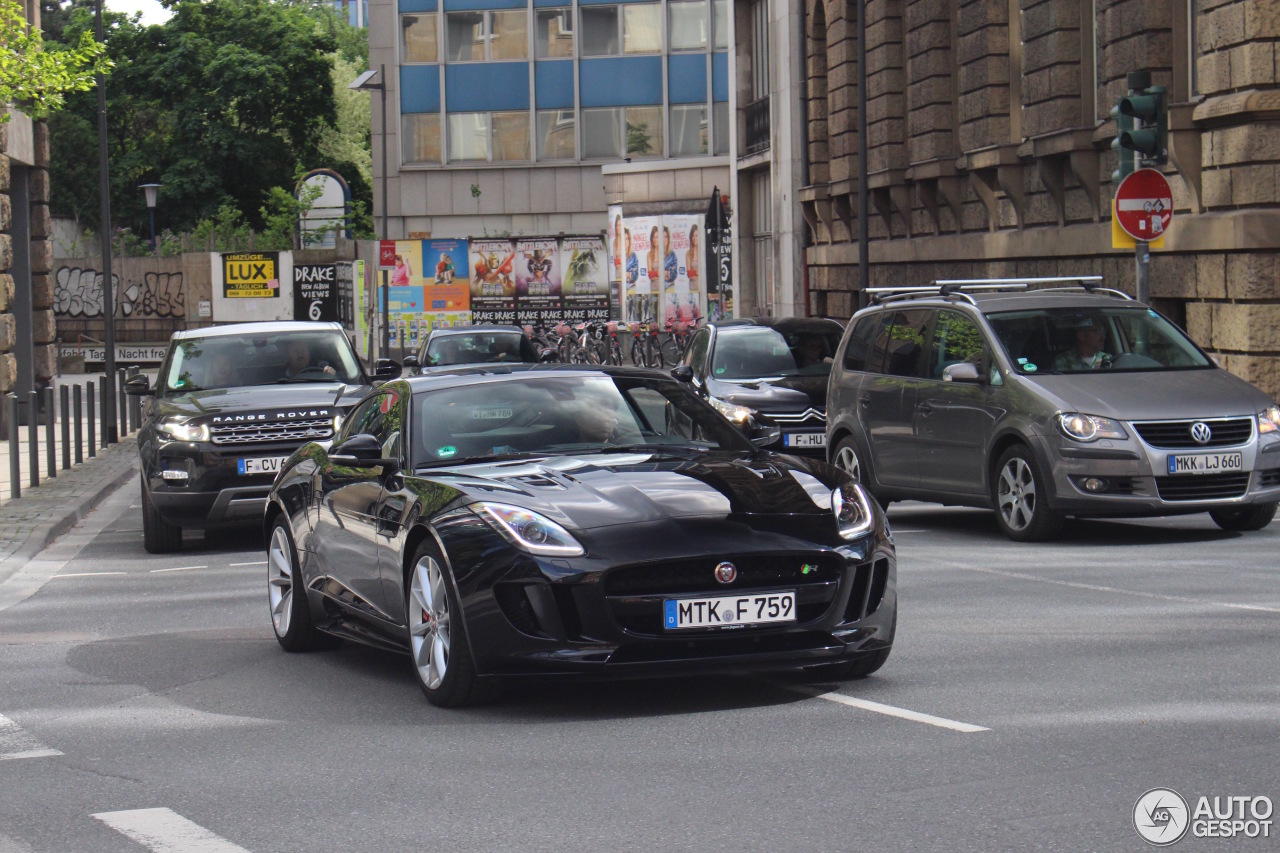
[831,482,875,540]
[1258,405,1280,435]
[472,502,584,557]
[1057,413,1127,442]
[709,396,755,425]
[157,418,209,442]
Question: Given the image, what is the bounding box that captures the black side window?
[844,314,891,373]
[342,391,404,459]
[685,328,711,372]
[929,311,987,379]
[881,310,931,378]
[341,396,384,442]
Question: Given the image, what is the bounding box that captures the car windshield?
[710,328,842,380]
[413,374,752,466]
[985,307,1213,375]
[425,331,534,366]
[164,330,363,391]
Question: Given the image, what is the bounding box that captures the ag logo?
[1134,788,1190,845]
[713,561,737,584]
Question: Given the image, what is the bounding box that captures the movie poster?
[514,238,561,325]
[663,214,704,325]
[470,238,517,324]
[607,205,624,286]
[624,216,660,325]
[561,236,608,324]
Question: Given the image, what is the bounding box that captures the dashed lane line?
[763,680,990,733]
[0,713,63,761]
[51,572,127,579]
[149,565,209,573]
[92,808,251,853]
[227,561,266,567]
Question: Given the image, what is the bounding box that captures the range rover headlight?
[1057,413,1127,442]
[831,482,875,540]
[1258,405,1280,435]
[332,411,345,434]
[157,418,209,442]
[709,396,755,425]
[472,502,585,557]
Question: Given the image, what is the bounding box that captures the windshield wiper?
[417,450,558,469]
[276,377,344,384]
[596,442,716,454]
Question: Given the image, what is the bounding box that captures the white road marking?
[149,565,208,573]
[92,808,251,853]
[946,562,1280,614]
[228,561,266,567]
[51,572,127,579]
[765,681,989,733]
[0,713,63,761]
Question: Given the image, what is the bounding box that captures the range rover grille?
[210,417,333,445]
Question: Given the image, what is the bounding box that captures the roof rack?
[866,275,1133,306]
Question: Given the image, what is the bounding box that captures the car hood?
[154,383,368,419]
[706,373,828,413]
[426,450,841,531]
[1024,368,1271,421]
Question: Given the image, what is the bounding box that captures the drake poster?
[470,238,517,324]
[514,238,561,325]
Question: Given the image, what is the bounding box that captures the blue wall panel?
[580,57,663,106]
[712,52,729,102]
[443,0,525,10]
[535,61,574,109]
[579,0,657,5]
[445,63,530,112]
[668,55,707,105]
[401,65,441,113]
[398,0,437,12]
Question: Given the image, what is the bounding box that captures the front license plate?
[237,456,288,475]
[1167,452,1243,475]
[663,591,796,630]
[784,432,826,448]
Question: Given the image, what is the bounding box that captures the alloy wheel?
[997,456,1036,532]
[835,444,861,482]
[268,525,294,638]
[409,555,451,690]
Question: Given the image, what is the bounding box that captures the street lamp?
[349,65,390,357]
[139,183,161,251]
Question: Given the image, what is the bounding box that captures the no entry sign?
[1115,168,1173,241]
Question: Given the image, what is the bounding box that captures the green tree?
[0,0,108,123]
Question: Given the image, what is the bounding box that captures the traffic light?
[1110,104,1134,183]
[1117,85,1168,166]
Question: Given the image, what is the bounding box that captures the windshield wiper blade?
[596,443,714,454]
[417,451,556,469]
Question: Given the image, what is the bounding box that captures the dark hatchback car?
[672,317,845,458]
[402,325,541,373]
[128,322,394,553]
[264,365,896,707]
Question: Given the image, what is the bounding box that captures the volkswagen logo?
[714,562,738,584]
[1190,422,1212,445]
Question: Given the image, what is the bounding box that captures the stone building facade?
[800,0,1280,397]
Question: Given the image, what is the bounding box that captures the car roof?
[173,321,345,340]
[860,290,1141,317]
[401,363,671,392]
[426,325,524,337]
[713,316,845,333]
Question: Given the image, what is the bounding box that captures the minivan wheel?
[1209,502,1277,532]
[832,436,864,483]
[992,446,1064,542]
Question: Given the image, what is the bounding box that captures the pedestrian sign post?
[1114,168,1173,242]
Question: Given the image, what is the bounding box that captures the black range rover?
[128,321,397,552]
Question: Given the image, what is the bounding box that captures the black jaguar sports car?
[264,365,896,707]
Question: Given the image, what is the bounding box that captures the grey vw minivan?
[826,280,1280,541]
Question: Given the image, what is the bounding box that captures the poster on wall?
[705,189,733,320]
[561,236,609,324]
[607,205,623,286]
[293,264,339,322]
[623,216,660,325]
[424,239,468,286]
[514,238,561,325]
[661,215,704,325]
[470,238,517,324]
[222,252,280,299]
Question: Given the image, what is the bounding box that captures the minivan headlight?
[831,482,875,540]
[472,502,584,557]
[1258,405,1280,435]
[157,418,209,442]
[1057,413,1127,442]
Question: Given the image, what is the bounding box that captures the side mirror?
[373,358,401,381]
[124,374,153,396]
[401,354,420,370]
[942,362,981,384]
[329,433,398,468]
[670,364,694,382]
[747,420,781,448]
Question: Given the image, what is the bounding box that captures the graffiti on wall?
[55,267,186,319]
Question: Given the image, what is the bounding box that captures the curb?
[0,448,140,586]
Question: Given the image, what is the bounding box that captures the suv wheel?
[832,436,864,483]
[1209,502,1277,532]
[141,477,182,553]
[992,446,1063,542]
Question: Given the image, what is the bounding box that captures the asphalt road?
[1,484,1277,852]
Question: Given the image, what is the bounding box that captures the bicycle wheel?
[630,335,645,366]
[609,340,623,366]
[659,335,680,367]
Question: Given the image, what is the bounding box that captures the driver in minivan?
[1054,316,1112,371]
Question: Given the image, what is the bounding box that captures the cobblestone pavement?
[0,436,138,584]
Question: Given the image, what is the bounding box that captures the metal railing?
[744,97,771,155]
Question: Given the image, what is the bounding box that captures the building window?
[581,4,661,57]
[713,101,728,155]
[670,104,708,156]
[403,113,441,164]
[712,0,729,50]
[536,8,575,58]
[401,13,438,63]
[668,0,707,52]
[492,111,531,160]
[537,110,577,159]
[448,112,489,160]
[750,0,768,101]
[582,107,623,158]
[625,105,663,156]
[447,111,530,162]
[446,10,527,62]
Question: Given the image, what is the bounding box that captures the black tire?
[991,445,1064,542]
[267,516,326,652]
[141,477,182,554]
[1210,502,1278,532]
[405,540,499,708]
